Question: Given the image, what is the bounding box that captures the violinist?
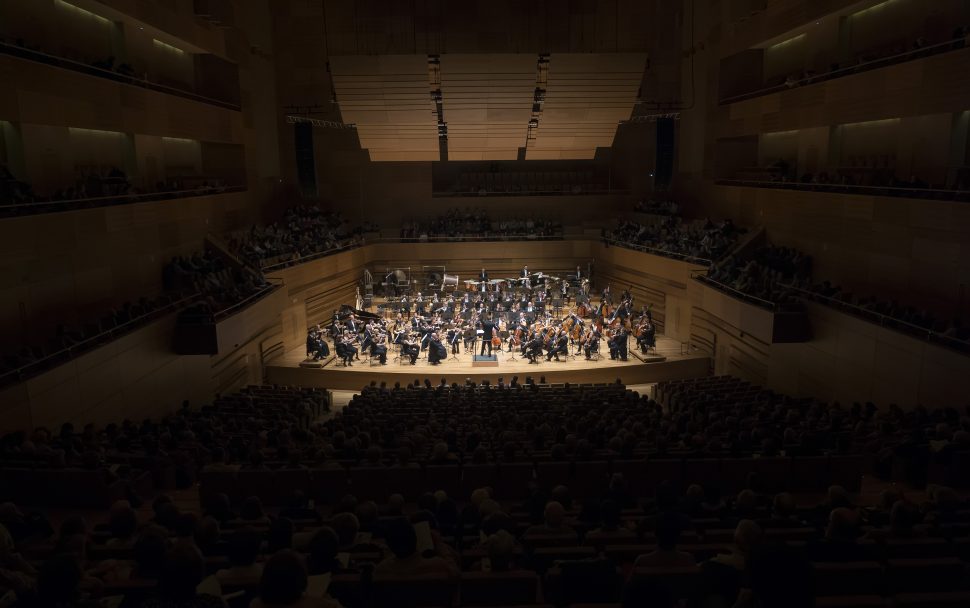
[401,333,420,365]
[337,330,358,366]
[370,331,388,365]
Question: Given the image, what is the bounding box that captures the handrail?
[0,292,200,385]
[260,242,364,273]
[780,283,970,353]
[1,185,246,216]
[432,187,631,197]
[602,236,713,266]
[720,36,967,105]
[393,232,565,243]
[211,280,283,322]
[0,41,241,111]
[715,178,970,201]
[692,272,780,310]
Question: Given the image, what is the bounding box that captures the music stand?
[449,330,461,361]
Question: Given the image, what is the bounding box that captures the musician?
[546,329,569,362]
[608,326,628,361]
[370,331,388,365]
[400,294,411,315]
[479,315,497,356]
[447,325,462,354]
[401,334,420,365]
[306,324,330,360]
[360,321,375,354]
[478,267,488,292]
[575,265,582,282]
[428,331,447,365]
[636,320,656,353]
[337,331,358,366]
[602,284,612,304]
[521,265,529,278]
[345,313,357,334]
[525,332,544,364]
[561,278,569,303]
[583,328,601,360]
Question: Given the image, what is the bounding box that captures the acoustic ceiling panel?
[330,54,439,161]
[440,54,536,160]
[527,53,646,160]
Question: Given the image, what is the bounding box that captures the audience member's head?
[259,550,308,606]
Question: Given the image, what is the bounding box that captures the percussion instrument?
[464,279,479,292]
[441,274,460,291]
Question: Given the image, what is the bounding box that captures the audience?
[705,245,811,306]
[0,377,967,607]
[400,207,562,242]
[634,197,679,215]
[605,216,743,262]
[229,206,372,269]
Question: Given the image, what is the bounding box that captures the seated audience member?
[587,499,635,540]
[737,544,814,608]
[760,493,804,529]
[372,518,458,579]
[864,500,926,540]
[807,507,869,562]
[633,512,695,568]
[215,527,263,584]
[708,519,764,571]
[0,523,36,595]
[306,527,341,575]
[251,550,342,608]
[141,544,222,608]
[106,501,139,548]
[523,501,578,542]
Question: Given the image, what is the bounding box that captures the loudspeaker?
[655,117,675,187]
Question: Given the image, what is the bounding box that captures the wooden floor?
[266,335,710,390]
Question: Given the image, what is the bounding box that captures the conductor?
[479,315,498,356]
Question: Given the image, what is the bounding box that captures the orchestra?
[303,267,660,369]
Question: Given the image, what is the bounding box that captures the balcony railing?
[1,185,247,218]
[781,283,970,355]
[714,178,970,202]
[602,236,713,266]
[0,292,199,387]
[0,41,241,111]
[720,36,968,105]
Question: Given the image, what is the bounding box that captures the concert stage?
[265,336,710,390]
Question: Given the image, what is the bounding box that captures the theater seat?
[459,571,539,605]
[812,561,886,596]
[893,591,970,608]
[372,574,459,608]
[886,558,967,593]
[628,565,703,600]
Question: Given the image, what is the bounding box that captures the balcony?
[0,40,241,111]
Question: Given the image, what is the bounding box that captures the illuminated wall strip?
[153,39,185,55]
[54,0,111,25]
[762,129,799,137]
[850,0,898,19]
[68,127,125,137]
[841,118,901,128]
[162,136,197,143]
[767,33,806,51]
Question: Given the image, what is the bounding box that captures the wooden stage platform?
[265,336,710,390]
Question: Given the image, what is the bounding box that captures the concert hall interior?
[2,1,970,607]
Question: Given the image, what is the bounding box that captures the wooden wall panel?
[0,190,260,344]
[718,47,970,137]
[0,56,244,144]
